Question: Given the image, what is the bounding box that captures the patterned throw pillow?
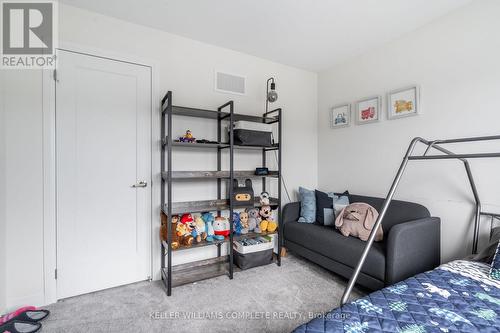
[298,187,316,223]
[490,241,500,280]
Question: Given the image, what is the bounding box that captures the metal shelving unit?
[160,91,283,296]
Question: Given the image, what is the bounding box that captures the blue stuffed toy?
[232,211,242,235]
[202,212,224,241]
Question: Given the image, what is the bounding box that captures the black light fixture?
[266,77,278,114]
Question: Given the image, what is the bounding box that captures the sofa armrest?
[386,217,441,285]
[282,202,300,225]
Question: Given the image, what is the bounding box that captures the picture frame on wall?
[387,85,420,120]
[355,96,381,125]
[330,104,351,129]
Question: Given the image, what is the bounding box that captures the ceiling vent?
[215,71,246,95]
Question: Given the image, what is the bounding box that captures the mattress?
[293,260,500,333]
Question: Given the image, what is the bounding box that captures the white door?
[56,50,152,299]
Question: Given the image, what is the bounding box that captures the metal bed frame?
[341,134,500,305]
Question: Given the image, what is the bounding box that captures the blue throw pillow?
[490,241,500,280]
[298,187,316,223]
[333,194,350,217]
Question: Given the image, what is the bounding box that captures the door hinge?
[54,269,58,280]
[53,69,59,82]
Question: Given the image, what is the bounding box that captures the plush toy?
[179,129,196,143]
[335,203,382,241]
[259,207,278,233]
[232,212,242,235]
[213,216,231,237]
[191,215,207,243]
[202,212,224,241]
[239,211,249,234]
[160,213,180,250]
[180,213,194,225]
[247,208,261,233]
[176,220,194,246]
[260,191,270,205]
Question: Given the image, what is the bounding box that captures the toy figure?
[260,191,270,205]
[201,212,224,241]
[259,206,278,233]
[247,208,261,233]
[232,212,242,235]
[160,213,180,250]
[180,213,194,225]
[176,221,194,246]
[179,129,196,143]
[213,216,231,237]
[239,211,249,234]
[192,215,207,243]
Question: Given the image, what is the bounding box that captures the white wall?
[318,0,500,262]
[1,70,46,312]
[0,66,7,313]
[1,4,317,311]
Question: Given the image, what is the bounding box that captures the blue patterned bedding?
[293,260,500,333]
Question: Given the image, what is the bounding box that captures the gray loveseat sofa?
[283,194,441,291]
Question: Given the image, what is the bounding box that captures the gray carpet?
[42,254,363,333]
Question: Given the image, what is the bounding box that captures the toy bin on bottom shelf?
[233,234,276,270]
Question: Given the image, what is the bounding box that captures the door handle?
[131,181,148,188]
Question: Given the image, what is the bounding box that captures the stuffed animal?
[180,213,194,225]
[247,208,261,233]
[260,191,270,205]
[239,211,249,234]
[160,213,180,250]
[179,129,195,143]
[191,215,207,243]
[232,212,242,235]
[259,207,278,233]
[176,220,194,246]
[335,203,382,241]
[213,216,231,237]
[201,212,220,242]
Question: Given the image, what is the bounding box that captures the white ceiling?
[59,0,472,72]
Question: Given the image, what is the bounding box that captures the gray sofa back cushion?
[349,195,430,232]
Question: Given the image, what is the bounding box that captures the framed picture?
[330,104,351,129]
[387,86,420,120]
[355,96,381,124]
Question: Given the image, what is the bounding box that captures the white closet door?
[56,50,151,299]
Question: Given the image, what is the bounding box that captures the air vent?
[215,71,246,95]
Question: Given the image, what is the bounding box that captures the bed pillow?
[333,193,350,217]
[315,190,334,226]
[490,241,500,280]
[471,226,500,263]
[298,187,316,223]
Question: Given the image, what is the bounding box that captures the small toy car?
[335,113,347,124]
[394,100,413,113]
[361,107,375,120]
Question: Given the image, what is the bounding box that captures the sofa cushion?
[298,187,316,223]
[284,221,386,281]
[349,195,430,232]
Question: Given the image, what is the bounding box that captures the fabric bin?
[228,121,273,147]
[233,248,273,270]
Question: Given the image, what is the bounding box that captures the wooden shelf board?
[163,239,228,252]
[168,105,278,123]
[163,138,279,151]
[162,198,279,215]
[163,170,279,180]
[161,256,237,288]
